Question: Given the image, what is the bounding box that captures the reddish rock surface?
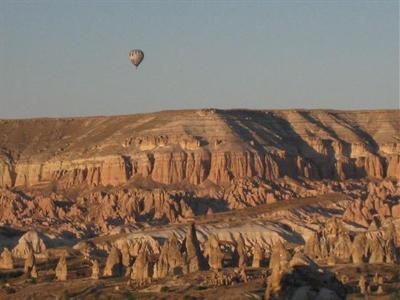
[0,109,399,299]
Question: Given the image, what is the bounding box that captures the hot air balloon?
[129,49,144,68]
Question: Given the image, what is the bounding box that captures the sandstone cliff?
[0,109,398,189]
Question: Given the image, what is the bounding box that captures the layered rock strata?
[1,110,398,190]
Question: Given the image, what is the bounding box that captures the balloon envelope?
[129,49,144,68]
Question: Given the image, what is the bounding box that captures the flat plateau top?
[0,109,398,160]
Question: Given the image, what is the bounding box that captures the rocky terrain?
[0,108,399,299]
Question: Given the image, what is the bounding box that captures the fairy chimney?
[55,255,68,281]
[0,248,14,270]
[103,246,123,277]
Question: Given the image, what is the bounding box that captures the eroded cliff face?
[0,109,399,189]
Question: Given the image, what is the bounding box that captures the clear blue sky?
[0,1,399,118]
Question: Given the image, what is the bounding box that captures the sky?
[0,1,399,118]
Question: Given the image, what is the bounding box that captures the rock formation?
[343,199,371,227]
[154,234,186,278]
[0,248,14,269]
[304,231,325,259]
[358,275,367,294]
[73,241,96,258]
[234,234,247,268]
[91,259,100,280]
[252,244,263,268]
[120,241,131,267]
[182,223,208,272]
[1,110,398,190]
[24,246,36,278]
[31,265,38,279]
[372,273,384,285]
[305,217,352,262]
[367,231,395,263]
[239,267,248,283]
[376,285,383,294]
[13,230,47,258]
[327,252,336,266]
[265,248,345,300]
[351,232,367,264]
[264,241,291,299]
[382,227,398,263]
[55,256,68,281]
[130,245,153,283]
[204,235,224,270]
[103,246,123,277]
[268,240,290,271]
[0,109,399,298]
[325,217,352,261]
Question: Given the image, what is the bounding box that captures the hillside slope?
[1,109,399,189]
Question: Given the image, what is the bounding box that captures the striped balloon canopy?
[128,49,144,68]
